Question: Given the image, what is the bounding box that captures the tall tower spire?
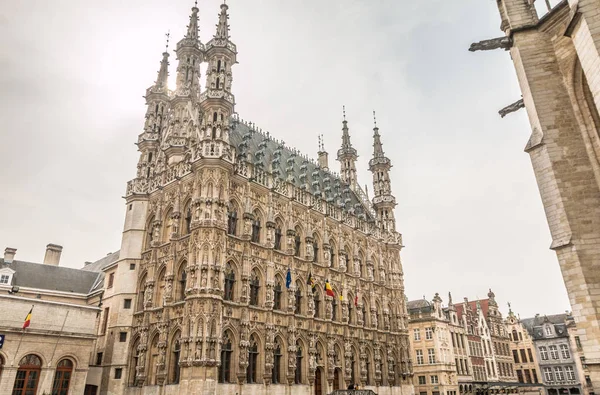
[174,3,205,95]
[155,32,170,90]
[368,111,397,232]
[199,2,238,147]
[337,105,358,189]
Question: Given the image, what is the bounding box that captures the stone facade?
[504,308,542,387]
[482,0,600,389]
[96,3,415,395]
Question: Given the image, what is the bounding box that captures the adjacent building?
[521,314,583,395]
[505,307,541,387]
[0,246,103,395]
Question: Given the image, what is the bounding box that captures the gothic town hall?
[98,3,413,395]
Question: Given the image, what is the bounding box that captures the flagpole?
[12,304,34,365]
[49,310,70,366]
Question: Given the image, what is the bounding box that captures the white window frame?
[560,344,570,359]
[416,350,424,365]
[550,345,559,360]
[543,367,554,382]
[545,326,552,336]
[414,329,421,341]
[425,327,433,340]
[565,366,575,381]
[428,348,436,364]
[0,274,9,284]
[431,375,439,384]
[554,366,564,382]
[540,346,548,361]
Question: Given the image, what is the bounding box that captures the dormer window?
[0,268,15,285]
[0,274,9,284]
[545,325,552,336]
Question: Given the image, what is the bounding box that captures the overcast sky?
[0,0,570,318]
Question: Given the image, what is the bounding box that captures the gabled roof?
[81,250,120,273]
[454,299,489,320]
[0,259,102,294]
[230,120,376,221]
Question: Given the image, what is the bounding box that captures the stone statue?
[354,259,360,276]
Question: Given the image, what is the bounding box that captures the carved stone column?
[286,325,297,384]
[264,324,275,384]
[374,343,382,386]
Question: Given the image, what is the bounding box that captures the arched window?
[183,203,192,235]
[295,282,303,315]
[295,341,303,384]
[0,354,4,381]
[274,222,283,251]
[251,214,261,243]
[294,235,301,257]
[217,60,222,73]
[274,278,283,311]
[137,274,147,311]
[176,262,187,302]
[224,263,236,301]
[247,335,259,383]
[227,206,238,235]
[213,112,218,123]
[170,332,181,384]
[12,354,41,395]
[272,339,283,384]
[149,335,159,385]
[329,240,336,268]
[332,293,338,321]
[52,358,73,395]
[219,332,233,383]
[348,293,354,324]
[216,77,220,89]
[129,338,140,386]
[314,293,321,318]
[249,270,260,306]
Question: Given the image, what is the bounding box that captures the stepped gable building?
[112,3,413,395]
[473,0,600,388]
[0,245,103,395]
[504,306,542,387]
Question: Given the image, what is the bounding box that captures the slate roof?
[454,299,490,320]
[81,250,120,273]
[520,314,569,339]
[230,119,376,221]
[0,259,102,294]
[407,299,433,313]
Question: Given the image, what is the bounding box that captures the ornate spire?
[215,3,230,39]
[154,32,170,90]
[174,3,205,94]
[372,110,385,158]
[337,105,358,188]
[185,3,200,41]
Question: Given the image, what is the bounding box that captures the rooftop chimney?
[43,244,63,266]
[4,247,17,264]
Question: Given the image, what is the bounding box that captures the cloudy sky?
[0,0,569,318]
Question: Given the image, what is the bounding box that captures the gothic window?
[272,340,282,384]
[219,332,233,383]
[52,359,73,395]
[249,271,260,306]
[274,225,282,251]
[213,112,218,122]
[295,341,303,384]
[314,293,321,318]
[212,127,217,139]
[176,262,187,302]
[251,217,261,243]
[217,60,222,73]
[216,77,220,89]
[329,240,336,267]
[274,279,283,311]
[137,274,147,311]
[155,268,166,306]
[224,263,235,301]
[128,338,140,386]
[366,354,372,385]
[295,283,303,315]
[246,336,259,383]
[350,353,356,383]
[12,355,42,395]
[312,233,320,263]
[332,293,338,321]
[170,332,181,384]
[227,207,238,235]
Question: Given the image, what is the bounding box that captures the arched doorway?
[12,354,42,395]
[333,367,342,390]
[315,367,323,395]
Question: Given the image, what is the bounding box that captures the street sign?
[0,334,5,349]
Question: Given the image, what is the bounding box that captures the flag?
[339,294,344,301]
[22,306,33,329]
[354,290,359,307]
[307,271,316,292]
[325,280,335,298]
[286,268,292,289]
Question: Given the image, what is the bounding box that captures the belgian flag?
[22,306,33,329]
[325,280,335,297]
